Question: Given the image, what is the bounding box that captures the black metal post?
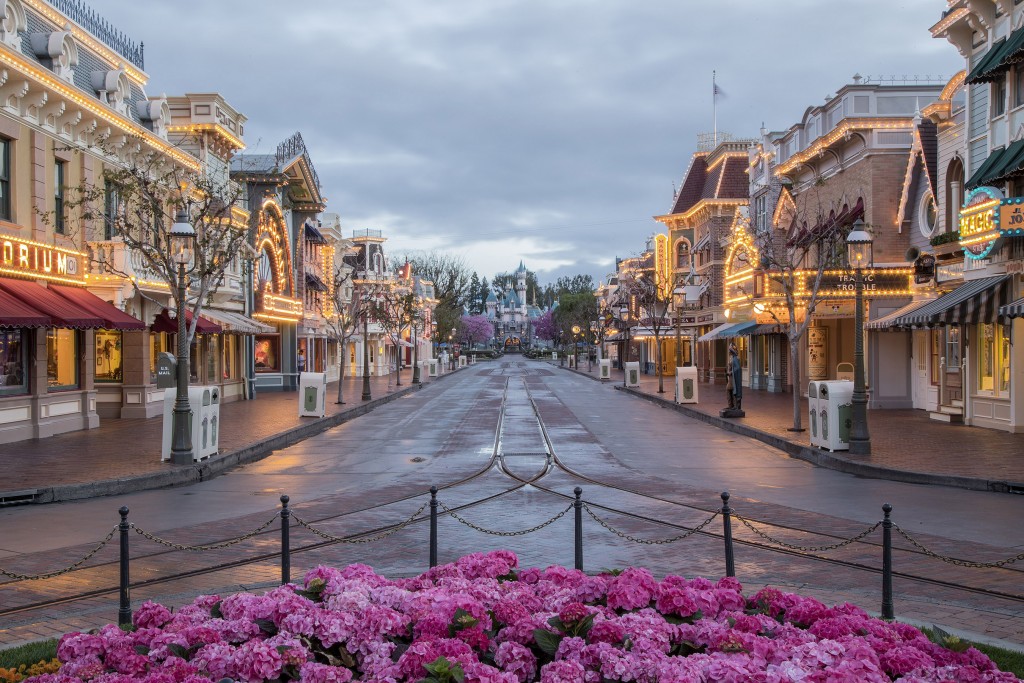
[849,266,871,454]
[412,320,421,384]
[574,487,583,571]
[721,491,735,578]
[170,261,193,464]
[280,495,291,585]
[882,503,894,620]
[429,486,438,568]
[118,506,131,627]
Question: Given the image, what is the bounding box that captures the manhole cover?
[411,456,425,463]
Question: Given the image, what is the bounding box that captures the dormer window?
[0,0,26,50]
[91,69,131,115]
[29,28,78,82]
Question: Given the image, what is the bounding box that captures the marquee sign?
[800,268,914,299]
[959,186,1007,260]
[0,235,85,284]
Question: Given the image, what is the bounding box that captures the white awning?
[697,320,757,343]
[201,308,275,335]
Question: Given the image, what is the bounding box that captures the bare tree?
[617,255,674,393]
[371,286,418,386]
[318,248,361,404]
[403,251,473,309]
[51,136,250,346]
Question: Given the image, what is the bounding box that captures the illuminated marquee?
[653,234,671,298]
[0,236,85,284]
[959,187,1003,260]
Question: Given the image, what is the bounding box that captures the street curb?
[32,374,459,505]
[559,364,1001,493]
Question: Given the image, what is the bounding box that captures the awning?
[966,27,1024,84]
[865,299,935,330]
[0,287,50,328]
[385,338,413,347]
[966,139,1024,189]
[304,223,328,245]
[305,273,328,292]
[899,275,1011,327]
[0,277,104,328]
[48,285,146,330]
[200,308,274,335]
[966,36,1009,84]
[1000,296,1024,318]
[150,308,223,335]
[697,320,757,343]
[747,323,786,336]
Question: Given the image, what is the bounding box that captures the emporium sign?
[0,235,84,284]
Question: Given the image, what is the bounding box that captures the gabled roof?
[669,152,749,216]
[895,120,939,228]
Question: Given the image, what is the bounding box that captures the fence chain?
[440,501,572,536]
[735,515,881,552]
[583,504,719,545]
[292,501,428,544]
[0,525,118,581]
[893,524,1024,569]
[132,514,279,551]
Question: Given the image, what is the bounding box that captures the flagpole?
[713,70,718,147]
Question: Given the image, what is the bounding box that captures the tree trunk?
[790,337,803,431]
[655,333,664,393]
[336,347,346,404]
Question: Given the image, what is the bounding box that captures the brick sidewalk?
[564,360,1024,491]
[0,370,452,503]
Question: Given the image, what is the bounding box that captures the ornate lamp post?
[412,297,422,384]
[361,278,373,401]
[846,218,873,455]
[673,286,685,370]
[169,209,196,466]
[619,303,630,387]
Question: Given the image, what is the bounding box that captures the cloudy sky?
[92,0,961,286]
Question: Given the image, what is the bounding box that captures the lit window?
[977,323,1011,395]
[946,326,961,371]
[0,329,27,396]
[94,329,123,382]
[47,329,79,390]
[0,137,10,221]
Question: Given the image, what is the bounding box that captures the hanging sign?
[959,186,1003,260]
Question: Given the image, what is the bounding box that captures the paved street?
[2,359,1024,650]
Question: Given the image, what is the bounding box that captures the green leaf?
[209,601,223,619]
[532,629,563,657]
[165,643,190,660]
[546,616,566,632]
[448,608,479,637]
[255,618,278,636]
[133,645,150,656]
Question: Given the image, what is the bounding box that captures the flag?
[713,82,726,99]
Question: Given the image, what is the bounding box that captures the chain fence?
[0,525,118,581]
[439,500,573,536]
[292,501,429,544]
[893,524,1024,569]
[734,515,881,553]
[131,515,280,552]
[583,503,719,545]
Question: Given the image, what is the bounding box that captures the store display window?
[0,329,27,396]
[255,335,280,373]
[95,329,123,383]
[47,329,79,391]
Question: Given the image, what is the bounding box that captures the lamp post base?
[719,408,745,419]
[849,439,871,455]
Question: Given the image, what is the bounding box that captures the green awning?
[966,27,1024,84]
[965,139,1024,189]
[966,36,1009,84]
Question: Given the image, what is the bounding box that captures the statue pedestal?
[719,408,745,418]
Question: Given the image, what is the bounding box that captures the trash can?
[625,361,640,387]
[201,386,220,459]
[161,387,210,461]
[568,354,576,368]
[469,355,476,365]
[551,351,558,360]
[428,359,438,377]
[675,366,698,404]
[819,380,854,451]
[807,380,821,448]
[299,371,328,418]
[417,360,430,383]
[599,358,612,380]
[459,355,467,368]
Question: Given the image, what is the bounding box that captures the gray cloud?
[92,0,961,285]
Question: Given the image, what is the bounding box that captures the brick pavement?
[0,370,449,502]
[564,361,1024,491]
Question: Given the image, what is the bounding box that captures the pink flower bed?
[32,551,1018,682]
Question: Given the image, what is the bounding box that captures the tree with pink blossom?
[461,314,494,349]
[533,310,557,344]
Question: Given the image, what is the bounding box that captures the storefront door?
[912,331,930,410]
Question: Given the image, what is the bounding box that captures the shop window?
[54,160,66,234]
[930,329,940,385]
[977,323,1011,395]
[94,329,123,382]
[0,137,10,221]
[945,326,960,372]
[103,180,120,240]
[255,335,280,373]
[992,78,1007,118]
[222,334,237,380]
[206,335,219,382]
[47,328,79,390]
[0,329,27,396]
[149,332,169,381]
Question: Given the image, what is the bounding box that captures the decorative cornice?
[775,118,914,176]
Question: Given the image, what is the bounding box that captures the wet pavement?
[2,359,1023,651]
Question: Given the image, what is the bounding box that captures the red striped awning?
[49,285,146,331]
[0,277,104,328]
[0,287,50,328]
[150,308,223,335]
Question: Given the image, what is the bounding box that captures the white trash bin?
[624,361,641,387]
[428,359,438,377]
[469,354,476,365]
[551,351,558,360]
[807,381,822,448]
[599,358,612,380]
[459,355,467,368]
[568,354,576,368]
[417,360,430,382]
[675,366,698,404]
[162,386,212,461]
[299,372,328,418]
[200,386,220,459]
[819,380,854,451]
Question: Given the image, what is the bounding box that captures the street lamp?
[846,218,873,455]
[619,303,630,386]
[361,280,373,401]
[169,209,196,466]
[412,298,422,384]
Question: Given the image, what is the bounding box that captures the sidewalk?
[563,360,1024,493]
[0,370,454,504]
